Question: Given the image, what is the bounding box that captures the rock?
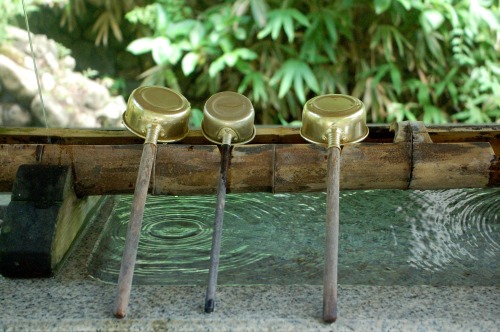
[80,77,110,110]
[41,72,56,91]
[43,50,60,73]
[1,25,125,128]
[5,26,30,45]
[61,55,76,71]
[31,94,70,127]
[74,111,98,127]
[0,54,39,105]
[1,103,33,126]
[95,95,126,127]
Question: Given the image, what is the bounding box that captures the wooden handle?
[323,146,340,323]
[204,143,232,313]
[113,142,157,318]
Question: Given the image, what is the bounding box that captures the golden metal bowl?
[201,91,256,145]
[122,86,191,143]
[300,94,368,145]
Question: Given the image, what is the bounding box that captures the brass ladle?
[201,91,256,313]
[300,94,368,323]
[114,86,191,318]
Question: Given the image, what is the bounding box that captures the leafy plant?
[29,0,500,124]
[1,0,64,43]
[59,0,142,46]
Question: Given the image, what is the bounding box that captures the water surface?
[88,189,499,286]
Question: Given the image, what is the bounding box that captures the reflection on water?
[88,189,499,286]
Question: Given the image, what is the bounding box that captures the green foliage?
[0,1,21,40]
[122,0,500,124]
[0,0,62,43]
[59,0,141,46]
[25,0,500,124]
[257,8,309,43]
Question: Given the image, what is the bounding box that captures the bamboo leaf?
[423,105,433,123]
[421,10,444,32]
[181,52,199,76]
[424,33,445,63]
[257,9,309,42]
[239,71,268,103]
[323,44,336,63]
[152,37,172,65]
[418,84,430,105]
[257,23,273,39]
[253,76,268,103]
[442,3,459,28]
[278,68,294,98]
[283,16,295,43]
[238,74,252,93]
[403,106,417,121]
[434,81,446,98]
[475,4,500,30]
[189,22,204,47]
[375,0,392,14]
[396,0,412,10]
[169,20,197,39]
[301,64,320,93]
[390,26,411,56]
[271,14,282,40]
[389,64,401,95]
[323,12,338,43]
[447,82,458,106]
[109,13,123,42]
[155,3,169,31]
[235,48,258,60]
[233,0,249,17]
[371,64,391,88]
[250,0,268,28]
[224,52,238,67]
[290,9,310,27]
[294,72,306,104]
[91,12,109,45]
[208,57,226,77]
[452,110,470,121]
[127,37,154,55]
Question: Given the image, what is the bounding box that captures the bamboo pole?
[1,124,499,145]
[0,141,497,194]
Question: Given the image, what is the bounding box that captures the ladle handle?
[323,145,341,323]
[114,140,157,318]
[205,143,232,313]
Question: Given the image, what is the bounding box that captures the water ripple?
[90,194,286,284]
[406,189,499,272]
[88,189,499,286]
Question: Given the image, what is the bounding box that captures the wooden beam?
[1,123,498,193]
[1,124,499,145]
[0,141,497,194]
[410,142,496,189]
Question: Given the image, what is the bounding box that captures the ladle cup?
[201,91,255,313]
[300,94,368,323]
[114,86,190,318]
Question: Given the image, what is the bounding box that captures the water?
[88,189,499,286]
